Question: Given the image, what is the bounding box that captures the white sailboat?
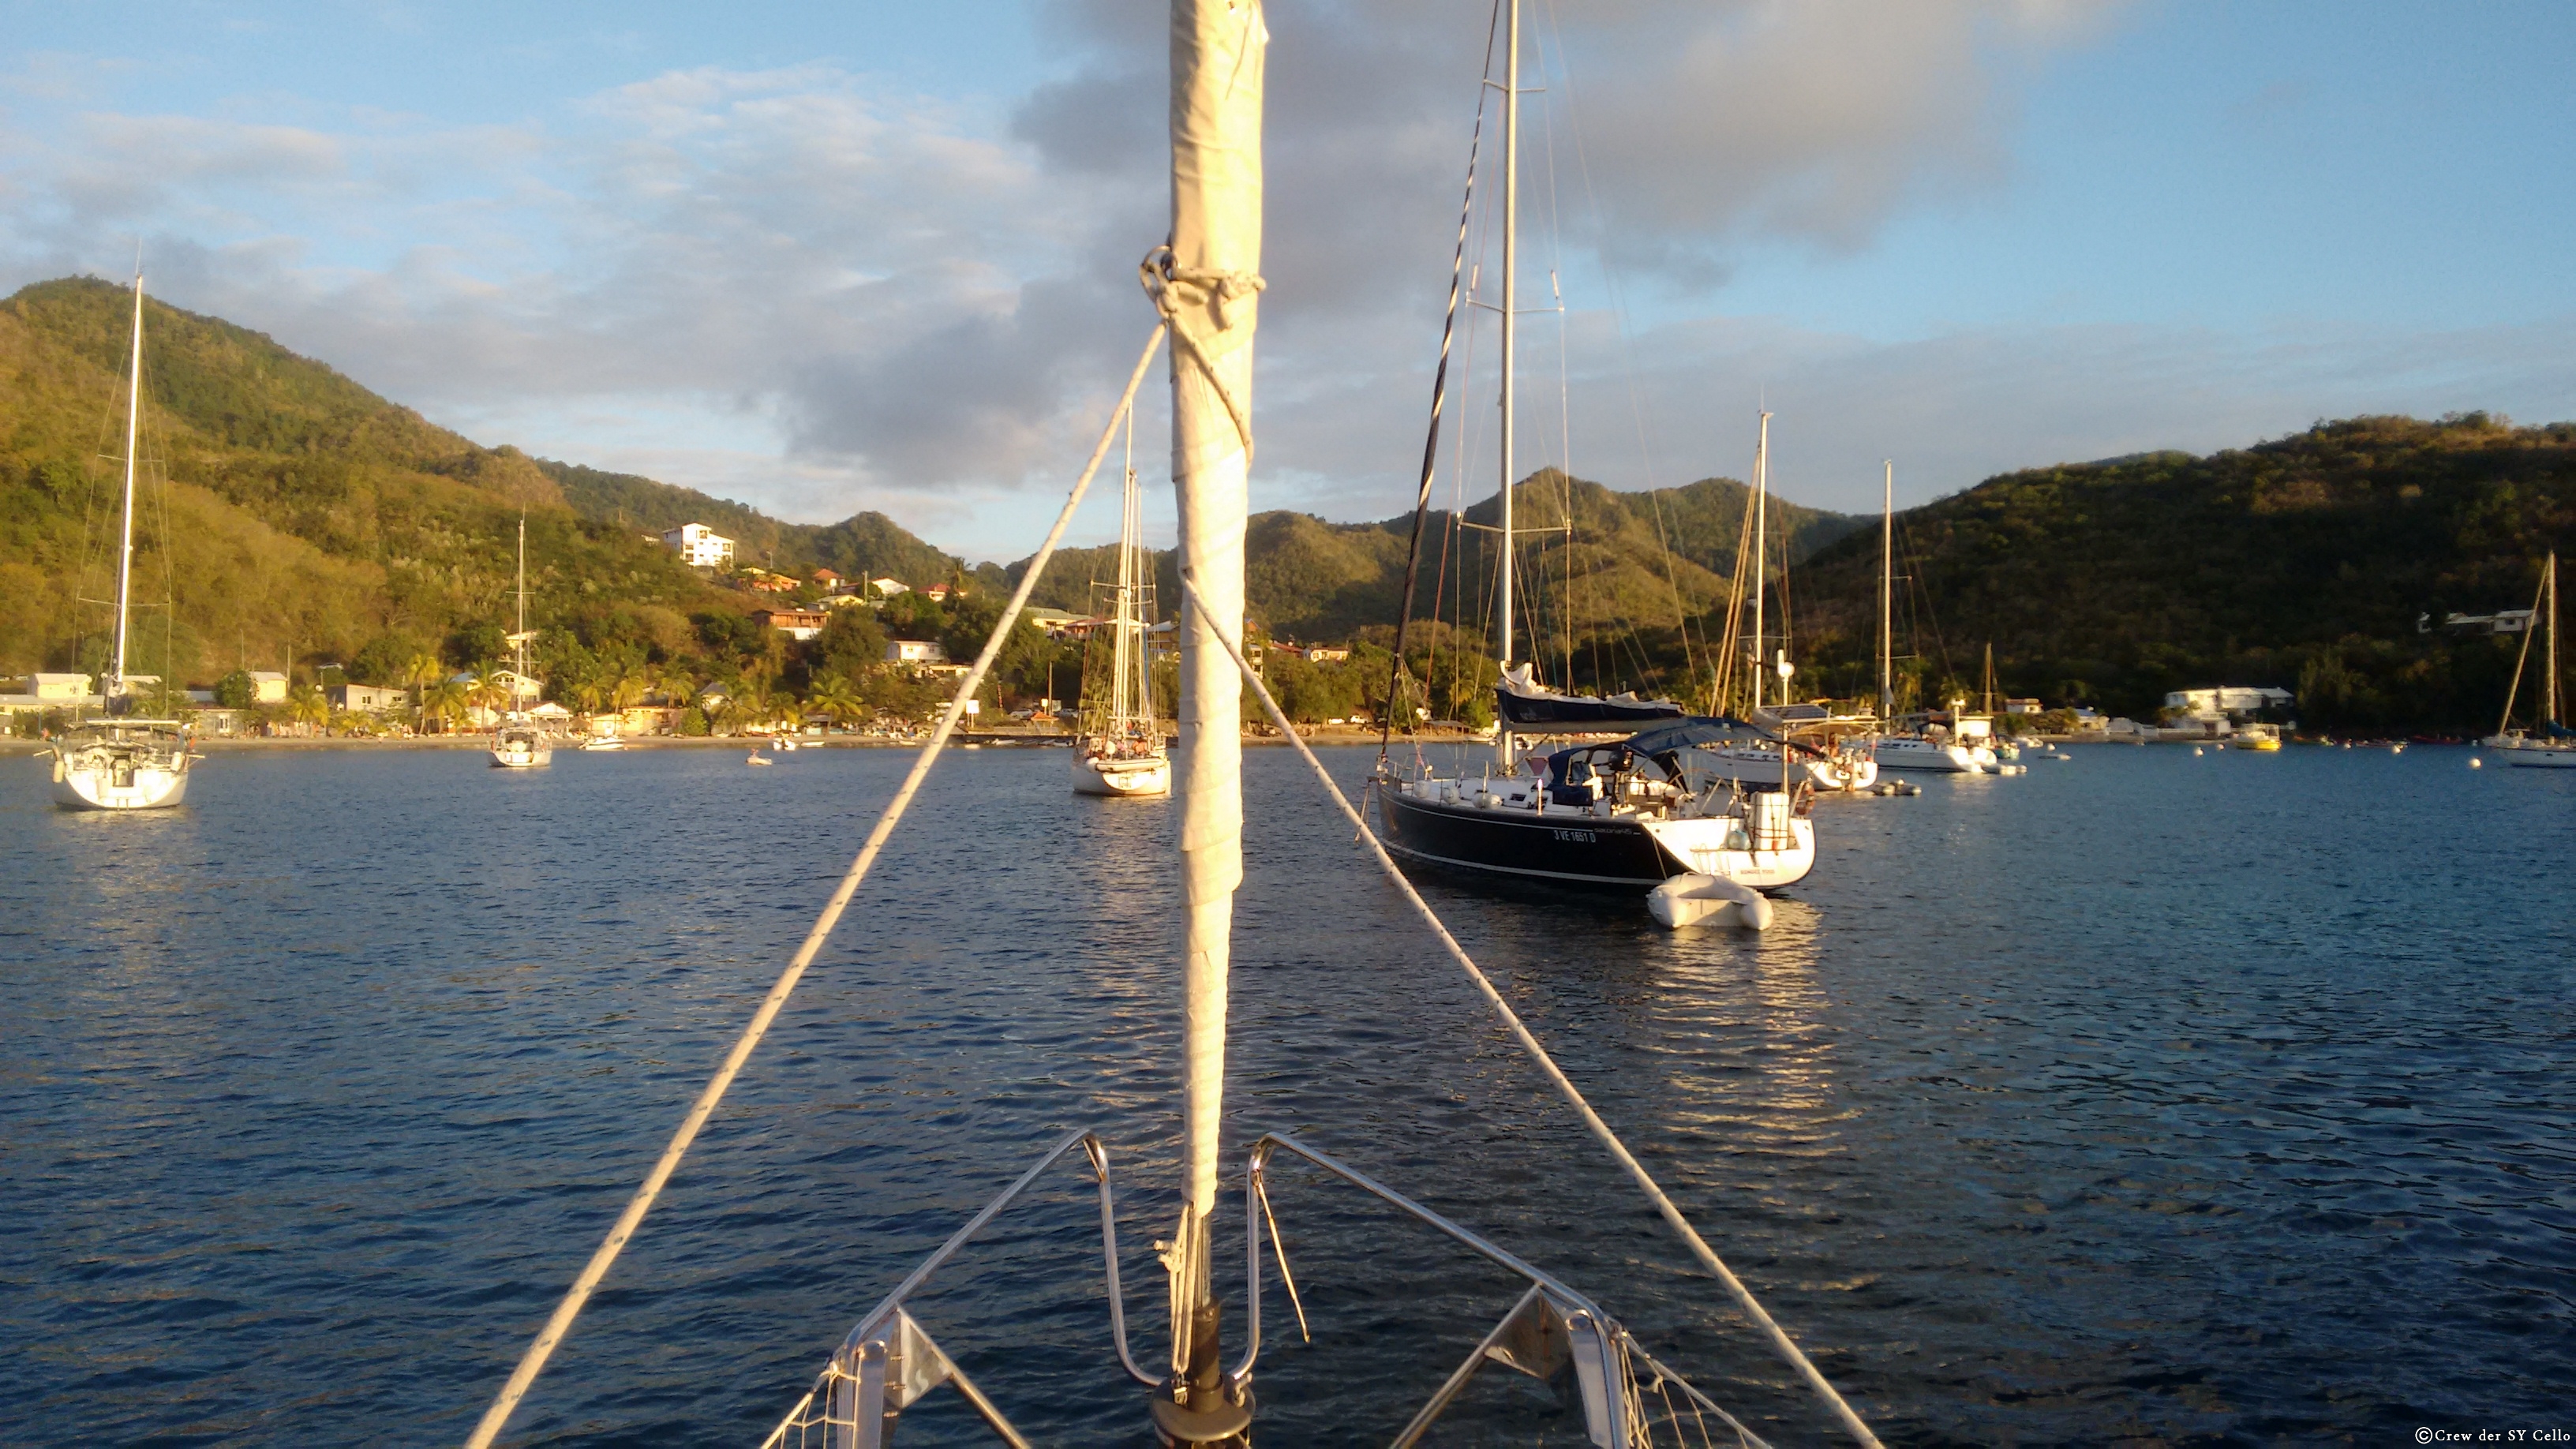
[1698,418,1880,790]
[49,273,196,811]
[2484,551,2576,767]
[489,516,554,769]
[1070,416,1171,796]
[1872,465,1984,775]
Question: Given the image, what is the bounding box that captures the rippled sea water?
[1,740,2569,1447]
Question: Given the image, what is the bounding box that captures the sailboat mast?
[1496,0,1519,682]
[1114,439,1139,731]
[1163,0,1263,1407]
[515,515,529,692]
[2534,549,2555,727]
[110,275,145,696]
[1879,461,1893,721]
[1750,412,1770,712]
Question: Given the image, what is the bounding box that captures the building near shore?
[246,671,290,704]
[328,683,409,713]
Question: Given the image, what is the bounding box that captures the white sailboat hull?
[490,739,554,768]
[50,750,191,811]
[2496,743,2576,768]
[1638,812,1816,892]
[1874,737,1983,773]
[1072,748,1170,796]
[1699,744,1877,792]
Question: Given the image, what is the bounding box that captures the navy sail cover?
[1492,665,1687,730]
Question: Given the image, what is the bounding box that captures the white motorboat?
[48,273,196,811]
[1874,734,1983,773]
[1699,737,1876,790]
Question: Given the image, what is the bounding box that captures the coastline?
[2,725,1491,758]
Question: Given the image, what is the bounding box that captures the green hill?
[0,276,747,688]
[16,274,2559,734]
[1777,415,2576,731]
[1002,470,1860,682]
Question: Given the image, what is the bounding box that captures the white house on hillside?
[886,639,949,665]
[663,523,736,569]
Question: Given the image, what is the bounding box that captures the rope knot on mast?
[1141,245,1263,456]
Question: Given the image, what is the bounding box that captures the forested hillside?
[0,277,740,687]
[1780,415,2576,730]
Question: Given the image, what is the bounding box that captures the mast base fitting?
[1151,1390,1253,1444]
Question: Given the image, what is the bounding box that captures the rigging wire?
[1380,0,1502,763]
[460,325,1170,1449]
[1179,567,1886,1449]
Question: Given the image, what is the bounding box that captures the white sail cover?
[1164,0,1265,1248]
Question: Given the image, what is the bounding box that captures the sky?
[5,1,2572,562]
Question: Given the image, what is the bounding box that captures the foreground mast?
[1160,0,1263,1436]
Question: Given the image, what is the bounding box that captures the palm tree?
[402,652,445,732]
[807,674,862,732]
[421,679,469,733]
[608,668,647,714]
[286,683,329,734]
[467,666,511,725]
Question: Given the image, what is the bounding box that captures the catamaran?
[489,516,554,769]
[2484,551,2575,768]
[1071,412,1171,796]
[48,273,196,811]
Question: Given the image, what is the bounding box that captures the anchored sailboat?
[489,516,553,769]
[48,273,196,811]
[1871,466,1985,775]
[2484,552,2575,767]
[1697,418,1880,791]
[1071,414,1172,796]
[1372,10,1814,894]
